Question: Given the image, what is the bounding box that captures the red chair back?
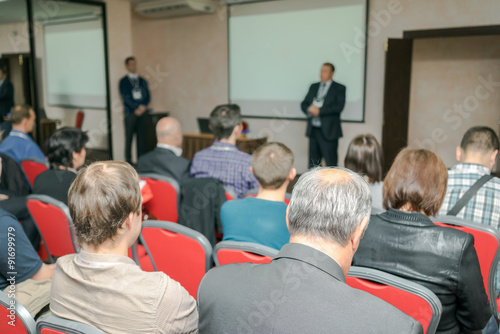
[27,195,77,261]
[433,215,500,315]
[347,266,442,334]
[140,220,212,299]
[75,110,85,129]
[213,241,278,266]
[37,315,104,334]
[0,291,36,334]
[21,159,48,188]
[139,174,180,222]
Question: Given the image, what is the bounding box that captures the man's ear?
[456,146,463,162]
[249,166,254,177]
[232,124,241,137]
[288,168,297,181]
[117,212,135,236]
[490,150,498,170]
[351,216,369,253]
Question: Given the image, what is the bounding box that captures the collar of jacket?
[274,243,345,283]
[378,208,434,227]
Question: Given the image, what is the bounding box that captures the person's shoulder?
[332,81,346,89]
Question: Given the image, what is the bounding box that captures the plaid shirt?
[190,142,258,198]
[439,163,500,293]
[439,163,500,230]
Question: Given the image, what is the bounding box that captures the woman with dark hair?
[344,134,384,211]
[33,127,88,205]
[353,148,492,334]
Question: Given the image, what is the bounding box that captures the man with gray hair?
[198,167,422,333]
[137,116,191,185]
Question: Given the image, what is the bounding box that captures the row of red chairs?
[18,184,500,334]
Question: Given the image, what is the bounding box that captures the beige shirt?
[50,250,198,334]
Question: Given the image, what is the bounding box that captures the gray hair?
[287,167,372,246]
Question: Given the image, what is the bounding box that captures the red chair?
[0,290,36,334]
[224,186,237,201]
[347,266,442,334]
[37,315,104,334]
[213,240,278,266]
[139,173,180,222]
[75,110,85,129]
[21,158,49,189]
[139,220,212,299]
[27,195,78,263]
[432,215,500,316]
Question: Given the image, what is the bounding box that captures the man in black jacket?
[137,117,191,185]
[301,63,346,168]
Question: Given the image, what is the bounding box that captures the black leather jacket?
[353,209,492,334]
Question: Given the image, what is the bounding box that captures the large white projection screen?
[44,20,106,109]
[229,0,367,121]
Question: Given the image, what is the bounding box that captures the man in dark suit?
[198,167,423,334]
[0,66,14,120]
[119,57,150,164]
[137,117,191,185]
[301,63,346,167]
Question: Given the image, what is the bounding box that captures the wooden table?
[182,133,267,160]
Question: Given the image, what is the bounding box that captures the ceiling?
[0,0,101,24]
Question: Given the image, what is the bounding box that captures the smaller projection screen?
[44,19,106,109]
[228,0,367,121]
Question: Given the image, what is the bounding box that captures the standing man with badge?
[301,63,346,168]
[119,56,151,164]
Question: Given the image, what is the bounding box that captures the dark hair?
[46,127,88,169]
[68,161,141,246]
[461,126,499,154]
[125,56,136,65]
[323,63,335,72]
[344,134,384,183]
[11,105,32,125]
[209,104,242,141]
[252,142,294,189]
[383,148,447,216]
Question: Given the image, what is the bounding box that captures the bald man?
[137,117,191,185]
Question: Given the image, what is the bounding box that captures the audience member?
[0,208,55,318]
[190,104,258,198]
[344,134,384,211]
[50,161,198,333]
[439,126,499,228]
[198,167,422,333]
[138,117,191,185]
[33,127,88,205]
[220,142,295,250]
[353,148,492,334]
[0,105,45,164]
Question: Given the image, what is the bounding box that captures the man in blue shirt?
[0,208,55,317]
[0,105,45,164]
[220,142,296,250]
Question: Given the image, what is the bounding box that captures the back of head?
[46,127,89,168]
[461,126,499,155]
[383,148,447,216]
[209,104,241,141]
[11,105,31,125]
[344,134,384,183]
[287,167,371,246]
[251,142,294,189]
[156,117,182,146]
[68,161,141,246]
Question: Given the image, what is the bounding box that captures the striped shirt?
[190,142,258,198]
[439,163,500,230]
